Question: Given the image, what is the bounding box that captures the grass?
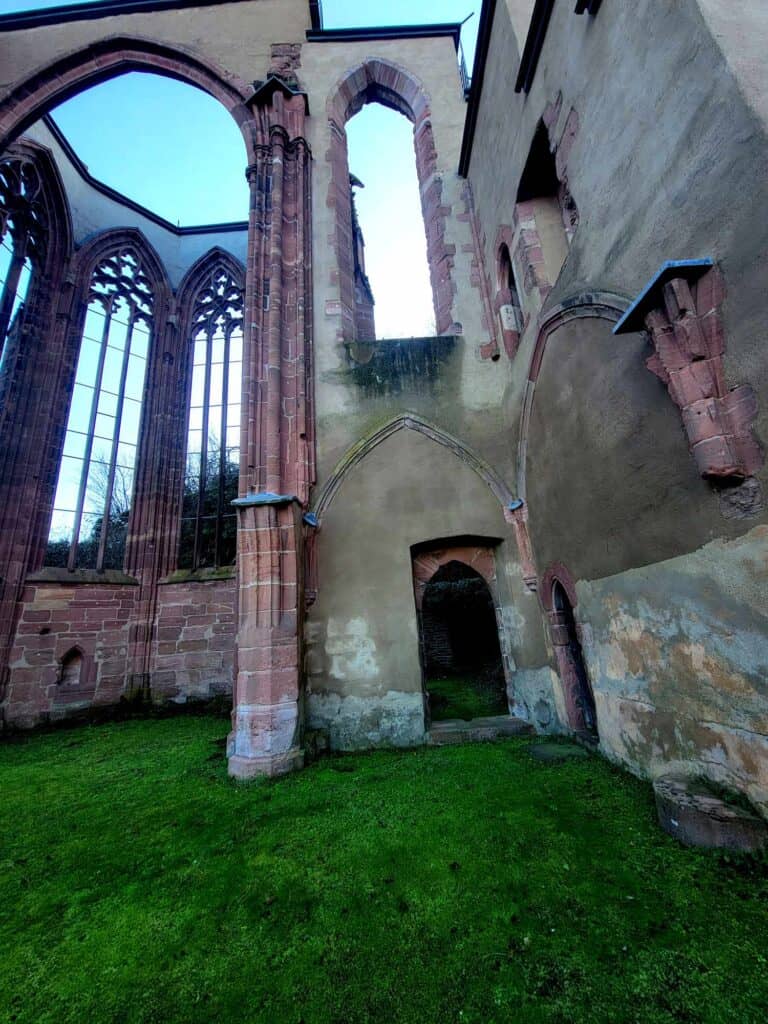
[0,716,766,1024]
[427,672,508,721]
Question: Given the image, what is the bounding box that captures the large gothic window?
[45,246,153,571]
[178,263,242,570]
[0,154,48,373]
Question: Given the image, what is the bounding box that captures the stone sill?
[26,568,139,586]
[159,567,236,585]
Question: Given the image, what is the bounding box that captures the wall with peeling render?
[577,526,768,815]
[463,0,768,811]
[305,426,553,749]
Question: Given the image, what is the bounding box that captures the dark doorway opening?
[552,581,598,739]
[420,560,507,722]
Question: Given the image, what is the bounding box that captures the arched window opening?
[517,121,577,283]
[45,246,153,571]
[59,647,83,688]
[179,263,243,570]
[497,242,523,332]
[0,154,48,373]
[344,102,436,339]
[552,581,598,739]
[420,560,507,722]
[48,71,249,225]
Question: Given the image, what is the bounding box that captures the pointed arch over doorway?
[312,413,517,522]
[540,562,598,740]
[411,540,509,724]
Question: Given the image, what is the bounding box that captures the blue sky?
[2,0,481,336]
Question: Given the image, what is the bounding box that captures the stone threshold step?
[427,715,533,745]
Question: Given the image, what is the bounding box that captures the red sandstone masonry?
[152,579,237,701]
[5,583,136,726]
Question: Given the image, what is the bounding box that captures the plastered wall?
[467,0,768,806]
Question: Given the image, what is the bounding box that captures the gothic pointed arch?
[177,247,245,317]
[42,228,171,572]
[312,414,517,521]
[0,35,256,160]
[325,59,454,339]
[0,137,73,405]
[175,247,245,571]
[516,292,629,501]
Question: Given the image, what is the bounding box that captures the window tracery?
[179,262,243,570]
[45,246,153,571]
[0,154,49,371]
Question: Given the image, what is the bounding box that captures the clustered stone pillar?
[227,83,314,779]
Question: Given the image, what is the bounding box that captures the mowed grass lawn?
[1,717,766,1024]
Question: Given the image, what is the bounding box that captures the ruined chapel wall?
[467,0,768,805]
[469,0,768,468]
[305,427,555,751]
[299,36,512,494]
[0,0,309,102]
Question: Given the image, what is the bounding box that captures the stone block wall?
[152,577,237,703]
[5,580,137,727]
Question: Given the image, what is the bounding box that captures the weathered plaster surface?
[306,690,425,751]
[578,525,768,816]
[305,427,546,748]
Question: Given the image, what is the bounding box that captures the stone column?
[227,79,313,778]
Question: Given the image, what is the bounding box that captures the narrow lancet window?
[0,155,48,374]
[45,246,153,571]
[179,263,243,570]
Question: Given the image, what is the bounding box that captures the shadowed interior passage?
[420,560,507,721]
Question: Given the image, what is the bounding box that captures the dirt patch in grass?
[0,716,766,1024]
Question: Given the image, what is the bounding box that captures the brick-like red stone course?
[152,579,237,703]
[6,582,137,727]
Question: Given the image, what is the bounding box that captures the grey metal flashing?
[309,0,323,31]
[305,24,461,51]
[249,74,309,116]
[231,493,301,508]
[515,0,556,94]
[458,0,496,178]
[40,114,248,237]
[613,259,714,335]
[0,0,267,31]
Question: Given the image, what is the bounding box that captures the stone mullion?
[264,129,286,494]
[0,266,75,700]
[124,304,178,695]
[241,149,269,496]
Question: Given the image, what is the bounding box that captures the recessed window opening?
[517,121,574,282]
[45,246,153,571]
[0,155,46,374]
[179,264,243,570]
[47,72,249,225]
[346,104,435,339]
[59,647,83,688]
[552,580,598,739]
[420,560,507,722]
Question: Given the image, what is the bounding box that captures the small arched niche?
[59,646,84,689]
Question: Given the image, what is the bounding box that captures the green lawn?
[427,673,508,721]
[1,717,766,1024]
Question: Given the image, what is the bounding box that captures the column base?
[228,746,305,780]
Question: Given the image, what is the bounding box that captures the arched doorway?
[419,560,507,723]
[551,580,598,739]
